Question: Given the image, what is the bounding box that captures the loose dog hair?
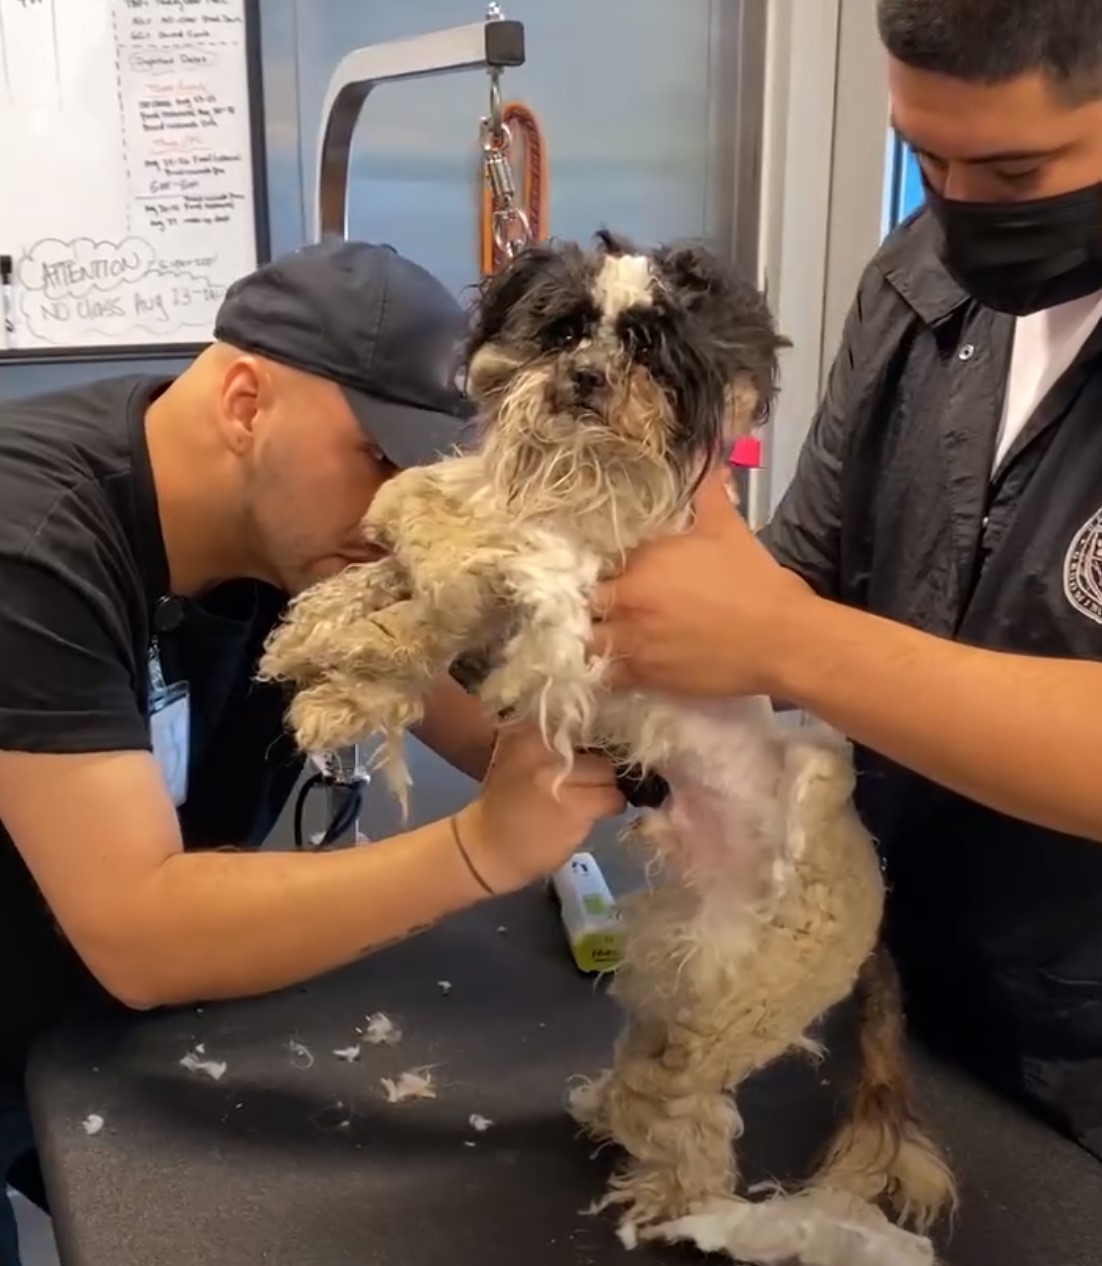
[259,232,956,1265]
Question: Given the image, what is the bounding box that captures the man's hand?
[586,469,1102,843]
[590,470,814,697]
[458,722,625,894]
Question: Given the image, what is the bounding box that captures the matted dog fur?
[259,231,957,1264]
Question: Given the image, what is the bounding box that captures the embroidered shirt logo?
[1064,506,1102,626]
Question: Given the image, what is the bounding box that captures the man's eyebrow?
[890,119,1057,165]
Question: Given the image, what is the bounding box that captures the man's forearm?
[411,674,497,781]
[771,597,1102,842]
[118,815,487,1009]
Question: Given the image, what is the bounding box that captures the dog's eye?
[547,321,581,348]
[619,311,660,360]
[541,304,597,351]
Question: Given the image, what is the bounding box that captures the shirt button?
[959,344,976,361]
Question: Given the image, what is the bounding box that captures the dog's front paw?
[286,675,424,755]
[260,558,413,686]
[287,676,423,815]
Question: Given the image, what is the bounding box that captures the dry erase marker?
[0,256,13,350]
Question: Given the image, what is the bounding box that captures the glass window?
[882,135,925,236]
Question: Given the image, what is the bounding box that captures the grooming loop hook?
[481,58,531,261]
[488,69,505,140]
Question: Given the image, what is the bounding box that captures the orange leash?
[479,100,548,277]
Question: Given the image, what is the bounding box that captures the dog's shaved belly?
[658,697,786,895]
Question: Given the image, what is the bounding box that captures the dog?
[258,231,957,1264]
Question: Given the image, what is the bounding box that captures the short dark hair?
[877,0,1102,102]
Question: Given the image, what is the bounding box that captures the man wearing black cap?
[0,239,623,1262]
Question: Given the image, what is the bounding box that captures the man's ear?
[219,355,265,455]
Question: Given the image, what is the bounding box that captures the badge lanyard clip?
[148,634,191,809]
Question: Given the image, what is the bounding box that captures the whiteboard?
[0,0,263,355]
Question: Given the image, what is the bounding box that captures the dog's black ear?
[653,239,731,310]
[656,238,790,361]
[653,239,789,437]
[467,244,560,353]
[593,227,638,257]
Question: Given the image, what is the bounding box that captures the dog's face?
[464,230,787,520]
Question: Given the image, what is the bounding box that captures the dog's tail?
[810,944,958,1232]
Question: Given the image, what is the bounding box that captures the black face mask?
[924,180,1102,316]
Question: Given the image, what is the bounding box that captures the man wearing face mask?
[590,0,1102,1161]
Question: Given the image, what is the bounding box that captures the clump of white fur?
[647,1190,937,1266]
[359,1013,402,1045]
[381,1069,437,1103]
[180,1048,227,1081]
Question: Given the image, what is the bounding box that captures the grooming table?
[25,870,1102,1266]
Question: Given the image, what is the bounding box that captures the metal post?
[313,9,527,841]
[315,12,526,241]
[709,0,770,527]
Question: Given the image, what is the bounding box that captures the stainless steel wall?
[0,0,731,401]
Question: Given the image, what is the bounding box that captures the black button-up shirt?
[761,208,1102,1157]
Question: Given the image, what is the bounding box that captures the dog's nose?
[572,367,605,399]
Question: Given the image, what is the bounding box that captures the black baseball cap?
[213,239,474,468]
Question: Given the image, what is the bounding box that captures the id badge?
[150,681,191,807]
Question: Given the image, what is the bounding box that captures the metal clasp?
[480,67,531,261]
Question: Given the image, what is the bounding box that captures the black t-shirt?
[0,375,304,1106]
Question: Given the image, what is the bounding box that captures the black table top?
[26,881,1102,1266]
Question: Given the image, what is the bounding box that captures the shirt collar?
[877,208,971,329]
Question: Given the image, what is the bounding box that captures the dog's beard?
[474,355,704,556]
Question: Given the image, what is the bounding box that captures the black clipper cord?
[600,757,670,810]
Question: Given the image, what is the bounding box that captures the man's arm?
[768,597,1102,843]
[0,747,488,1009]
[0,556,486,1006]
[592,475,1102,844]
[757,260,1101,836]
[0,555,622,1010]
[410,673,497,780]
[0,725,623,1010]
